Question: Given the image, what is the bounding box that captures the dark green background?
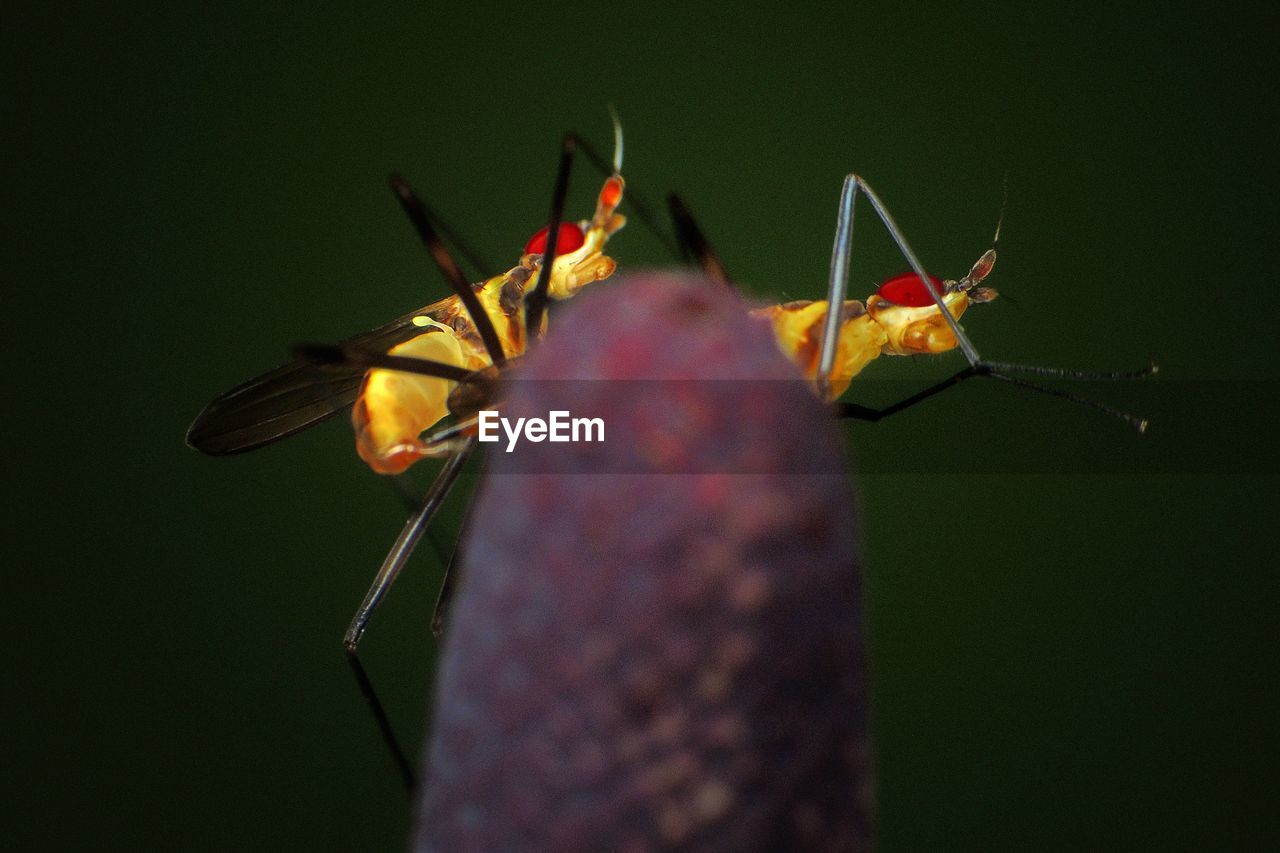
[6,1,1276,850]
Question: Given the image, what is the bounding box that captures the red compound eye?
[524,222,586,256]
[876,272,945,307]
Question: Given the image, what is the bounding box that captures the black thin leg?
[388,477,455,568]
[390,174,508,368]
[430,556,461,638]
[666,193,731,288]
[836,365,1150,432]
[835,368,980,422]
[294,343,475,383]
[430,488,478,637]
[524,134,576,342]
[984,371,1150,432]
[413,202,496,282]
[346,649,417,791]
[343,445,474,790]
[345,446,474,650]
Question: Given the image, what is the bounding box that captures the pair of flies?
[186,117,1153,788]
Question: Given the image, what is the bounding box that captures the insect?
[188,148,626,472]
[187,120,654,787]
[667,178,1154,429]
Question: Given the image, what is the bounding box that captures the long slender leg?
[524,134,576,342]
[294,343,475,383]
[430,546,462,639]
[430,493,476,637]
[346,652,415,790]
[409,199,496,282]
[345,444,474,650]
[834,366,1148,431]
[979,360,1157,381]
[835,368,979,422]
[344,442,475,791]
[390,174,508,368]
[388,476,455,567]
[666,193,732,288]
[816,177,859,398]
[818,175,981,399]
[983,371,1150,431]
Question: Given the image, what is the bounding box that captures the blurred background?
[5,0,1275,849]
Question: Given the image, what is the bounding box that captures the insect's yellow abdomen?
[353,324,472,474]
[754,300,888,401]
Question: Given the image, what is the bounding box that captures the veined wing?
[186,295,459,456]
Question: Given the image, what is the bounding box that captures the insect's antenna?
[666,193,732,288]
[389,174,507,368]
[993,173,1008,250]
[608,103,624,174]
[524,134,576,342]
[984,370,1149,432]
[963,179,1010,304]
[569,123,683,261]
[294,344,476,383]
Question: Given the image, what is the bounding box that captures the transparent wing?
[186,296,457,455]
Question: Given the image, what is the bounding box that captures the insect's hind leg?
[344,442,476,791]
[388,475,455,567]
[343,443,473,652]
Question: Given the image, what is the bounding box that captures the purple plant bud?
[415,273,870,852]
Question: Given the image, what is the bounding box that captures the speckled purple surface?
[414,274,871,852]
